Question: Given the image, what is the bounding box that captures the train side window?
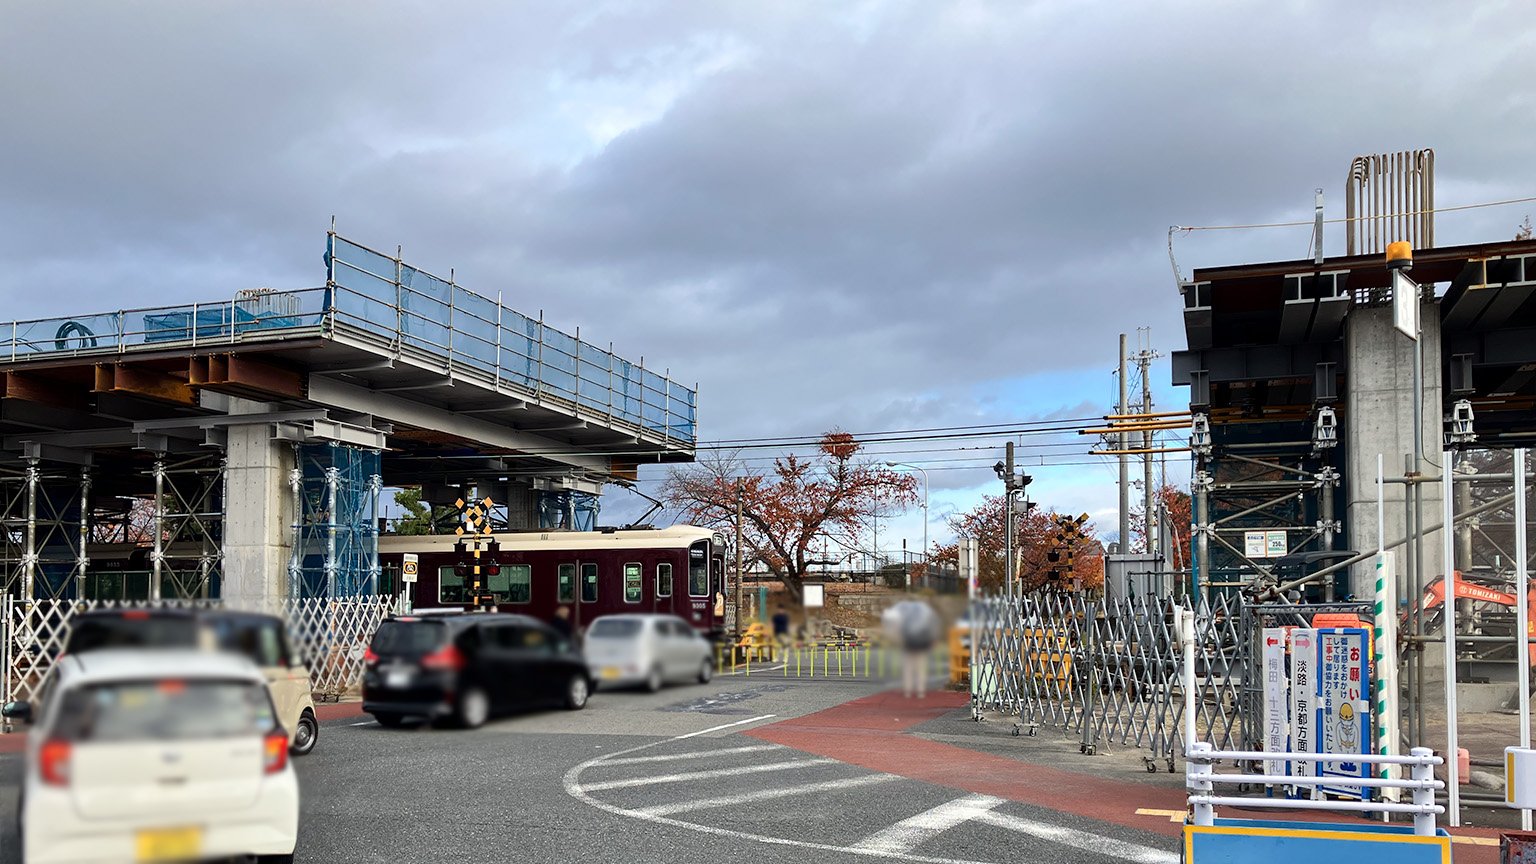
[688,541,709,596]
[656,563,673,598]
[558,563,576,603]
[439,566,466,604]
[623,563,643,603]
[580,562,599,603]
[502,564,532,604]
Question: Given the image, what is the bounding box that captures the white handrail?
[1189,772,1441,790]
[1187,748,1442,766]
[1188,796,1442,816]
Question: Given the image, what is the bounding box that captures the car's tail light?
[122,610,150,620]
[39,739,70,786]
[420,644,465,671]
[263,731,289,774]
[363,646,379,665]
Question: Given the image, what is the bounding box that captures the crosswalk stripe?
[580,758,835,792]
[596,745,783,767]
[975,810,1178,864]
[852,794,1006,853]
[633,774,899,817]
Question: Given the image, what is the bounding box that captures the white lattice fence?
[1,594,395,711]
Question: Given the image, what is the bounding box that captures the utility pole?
[994,442,1033,599]
[1139,340,1157,552]
[1118,334,1130,554]
[1005,442,1015,598]
[735,481,745,642]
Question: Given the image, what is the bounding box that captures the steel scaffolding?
[288,443,381,598]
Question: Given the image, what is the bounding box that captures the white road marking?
[596,744,783,766]
[348,720,375,726]
[562,719,1179,864]
[672,714,776,739]
[579,758,835,792]
[633,774,900,817]
[974,810,1177,864]
[852,794,1005,854]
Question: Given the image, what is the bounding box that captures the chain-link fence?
[1,594,397,711]
[969,592,1250,770]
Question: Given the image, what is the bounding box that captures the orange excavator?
[1412,571,1536,664]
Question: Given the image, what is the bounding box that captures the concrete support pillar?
[223,423,296,605]
[1346,300,1442,598]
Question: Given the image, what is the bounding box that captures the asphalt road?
[0,674,1180,863]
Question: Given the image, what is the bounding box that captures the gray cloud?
[3,0,1534,511]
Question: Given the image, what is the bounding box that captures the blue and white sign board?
[1316,628,1371,798]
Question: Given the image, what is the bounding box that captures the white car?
[583,614,715,692]
[2,649,300,864]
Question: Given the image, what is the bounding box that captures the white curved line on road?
[563,736,1176,864]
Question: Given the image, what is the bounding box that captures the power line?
[1171,193,1536,233]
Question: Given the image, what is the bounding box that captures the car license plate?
[386,668,412,688]
[601,666,621,680]
[136,826,202,861]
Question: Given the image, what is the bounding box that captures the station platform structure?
[0,231,696,603]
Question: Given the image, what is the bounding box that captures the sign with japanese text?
[1261,628,1288,777]
[1316,628,1371,798]
[1244,531,1267,559]
[1288,628,1315,783]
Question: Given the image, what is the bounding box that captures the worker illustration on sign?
[1337,701,1358,751]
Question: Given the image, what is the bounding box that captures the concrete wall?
[1345,299,1443,598]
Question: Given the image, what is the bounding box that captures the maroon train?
[377,525,728,637]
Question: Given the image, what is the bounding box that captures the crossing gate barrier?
[716,638,951,681]
[969,592,1251,770]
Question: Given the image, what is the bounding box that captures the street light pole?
[886,462,929,591]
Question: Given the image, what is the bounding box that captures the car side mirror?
[2,700,33,724]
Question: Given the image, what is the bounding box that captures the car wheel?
[565,674,590,710]
[457,687,491,729]
[372,712,406,728]
[645,665,664,693]
[698,659,713,684]
[289,710,318,756]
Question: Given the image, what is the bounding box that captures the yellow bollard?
[837,645,844,677]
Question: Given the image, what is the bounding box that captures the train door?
[686,541,710,629]
[653,560,674,615]
[710,552,726,633]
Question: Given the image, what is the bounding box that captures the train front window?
[688,541,709,596]
[623,563,642,603]
[558,563,575,603]
[656,563,673,598]
[581,562,599,602]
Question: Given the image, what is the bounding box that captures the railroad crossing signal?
[454,497,500,609]
[1047,513,1091,590]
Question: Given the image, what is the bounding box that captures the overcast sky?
[3,1,1534,551]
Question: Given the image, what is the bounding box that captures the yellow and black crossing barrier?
[714,638,951,680]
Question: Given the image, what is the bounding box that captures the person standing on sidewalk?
[883,599,940,698]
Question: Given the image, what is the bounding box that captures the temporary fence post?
[1188,741,1216,826]
[1410,747,1436,837]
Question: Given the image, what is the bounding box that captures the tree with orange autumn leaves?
[932,495,1105,594]
[1131,484,1193,568]
[661,431,918,601]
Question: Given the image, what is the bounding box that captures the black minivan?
[362,613,592,728]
